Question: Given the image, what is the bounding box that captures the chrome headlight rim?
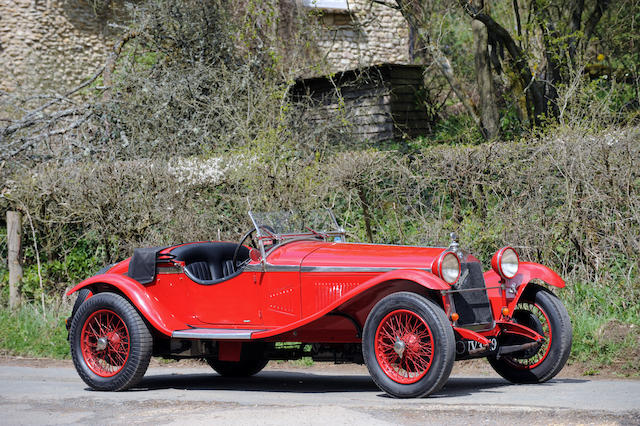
[493,246,519,279]
[434,251,461,285]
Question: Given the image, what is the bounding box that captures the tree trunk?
[7,211,23,310]
[394,0,487,139]
[459,0,548,124]
[583,0,612,47]
[568,0,586,62]
[472,19,500,139]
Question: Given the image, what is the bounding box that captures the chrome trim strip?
[244,264,300,272]
[333,241,448,249]
[156,266,182,274]
[172,328,266,340]
[243,264,432,273]
[301,266,432,273]
[266,264,300,272]
[243,264,264,272]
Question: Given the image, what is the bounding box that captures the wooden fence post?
[7,211,22,309]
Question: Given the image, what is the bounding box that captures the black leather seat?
[170,242,249,285]
[186,261,213,281]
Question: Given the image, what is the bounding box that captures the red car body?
[66,212,572,397]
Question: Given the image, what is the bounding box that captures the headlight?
[492,247,519,279]
[433,251,460,285]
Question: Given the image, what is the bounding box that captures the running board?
[172,328,267,340]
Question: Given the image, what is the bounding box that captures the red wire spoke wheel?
[504,302,552,370]
[69,292,152,391]
[374,309,434,384]
[363,292,455,398]
[488,284,572,384]
[81,309,130,377]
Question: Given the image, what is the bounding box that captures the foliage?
[429,113,485,145]
[4,124,637,290]
[0,304,69,359]
[95,0,329,159]
[569,312,640,374]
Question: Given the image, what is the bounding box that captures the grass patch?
[0,304,70,359]
[566,309,640,376]
[562,276,640,376]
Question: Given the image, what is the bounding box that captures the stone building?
[1,0,429,141]
[0,0,122,92]
[0,0,412,93]
[303,0,411,71]
[293,63,433,142]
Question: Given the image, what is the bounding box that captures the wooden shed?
[292,64,433,142]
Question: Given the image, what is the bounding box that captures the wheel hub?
[393,339,406,357]
[96,337,108,351]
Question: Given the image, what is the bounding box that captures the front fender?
[515,262,565,288]
[484,262,565,289]
[67,274,186,336]
[358,269,451,292]
[484,261,565,313]
[254,269,450,339]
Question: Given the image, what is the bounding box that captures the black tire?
[71,288,92,319]
[206,343,269,377]
[362,292,455,398]
[69,292,153,391]
[488,284,572,383]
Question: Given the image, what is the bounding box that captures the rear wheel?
[488,284,572,383]
[206,343,269,377]
[69,292,152,391]
[363,292,455,398]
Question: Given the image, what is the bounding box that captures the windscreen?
[248,209,341,238]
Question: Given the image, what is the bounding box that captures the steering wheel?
[231,225,275,271]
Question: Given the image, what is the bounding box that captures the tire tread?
[70,292,153,391]
[488,285,572,384]
[362,292,455,398]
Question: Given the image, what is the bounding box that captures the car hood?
[267,240,447,270]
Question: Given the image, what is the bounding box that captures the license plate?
[467,337,498,352]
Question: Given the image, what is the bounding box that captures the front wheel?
[69,292,152,391]
[363,292,455,398]
[488,284,572,383]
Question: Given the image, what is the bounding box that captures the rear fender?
[66,274,185,336]
[484,262,565,313]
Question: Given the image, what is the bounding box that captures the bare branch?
[103,29,140,96]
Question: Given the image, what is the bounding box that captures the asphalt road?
[1,363,639,425]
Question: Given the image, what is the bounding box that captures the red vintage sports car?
[66,210,572,398]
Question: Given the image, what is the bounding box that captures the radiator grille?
[451,261,493,326]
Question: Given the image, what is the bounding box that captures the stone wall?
[0,0,411,94]
[312,0,411,72]
[0,0,119,93]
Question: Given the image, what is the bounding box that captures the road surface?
[0,362,638,425]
